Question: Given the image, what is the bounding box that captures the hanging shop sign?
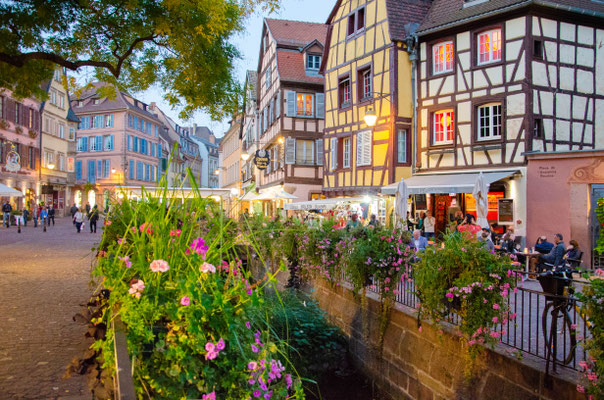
[254,149,270,170]
[498,198,514,225]
[5,147,21,172]
[41,185,54,195]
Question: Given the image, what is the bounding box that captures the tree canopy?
[0,0,278,119]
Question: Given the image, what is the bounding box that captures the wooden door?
[434,195,451,238]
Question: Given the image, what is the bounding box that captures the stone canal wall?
[310,279,583,400]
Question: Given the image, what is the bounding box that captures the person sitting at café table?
[537,233,566,271]
[535,236,554,254]
[564,240,581,261]
[411,229,429,252]
[478,228,495,251]
[457,214,481,236]
[500,230,518,253]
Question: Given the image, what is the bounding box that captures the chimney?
[150,102,156,110]
[193,123,197,135]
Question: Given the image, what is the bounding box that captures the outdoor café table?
[522,251,541,280]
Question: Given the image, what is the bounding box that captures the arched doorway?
[74,190,82,208]
[87,190,96,207]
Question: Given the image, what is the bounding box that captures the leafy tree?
[0,0,278,118]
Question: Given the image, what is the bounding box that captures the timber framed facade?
[256,18,327,202]
[321,0,431,197]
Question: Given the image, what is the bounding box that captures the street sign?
[254,149,270,170]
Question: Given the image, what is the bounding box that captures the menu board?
[498,198,514,224]
[414,194,427,210]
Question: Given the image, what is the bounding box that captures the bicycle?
[537,267,578,374]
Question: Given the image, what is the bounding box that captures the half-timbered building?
[321,0,431,202]
[256,19,327,203]
[413,0,604,239]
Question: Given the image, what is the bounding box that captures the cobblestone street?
[0,217,100,399]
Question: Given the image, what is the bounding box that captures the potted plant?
[28,129,37,139]
[15,126,22,135]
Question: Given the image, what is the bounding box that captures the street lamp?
[214,169,220,175]
[47,163,55,170]
[111,168,117,174]
[277,136,284,144]
[241,152,251,161]
[362,92,392,127]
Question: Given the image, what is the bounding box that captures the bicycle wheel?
[542,302,577,365]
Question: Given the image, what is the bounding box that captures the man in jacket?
[2,201,12,228]
[411,229,429,252]
[538,233,566,271]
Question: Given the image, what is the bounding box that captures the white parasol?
[395,178,409,229]
[0,183,24,197]
[472,172,489,229]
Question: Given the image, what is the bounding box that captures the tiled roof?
[417,0,604,34]
[276,50,324,85]
[386,0,433,41]
[265,19,328,47]
[66,108,80,123]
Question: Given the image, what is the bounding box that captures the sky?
[135,0,335,138]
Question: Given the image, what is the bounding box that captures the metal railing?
[338,269,591,372]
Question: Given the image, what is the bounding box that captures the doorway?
[590,184,604,269]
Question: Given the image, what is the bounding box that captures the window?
[432,41,454,74]
[296,93,314,117]
[28,147,35,169]
[128,114,133,128]
[433,110,454,144]
[127,135,132,151]
[343,137,351,168]
[105,114,114,128]
[339,76,351,109]
[97,160,102,178]
[330,137,337,170]
[93,99,100,105]
[103,160,110,178]
[103,135,114,151]
[356,130,372,166]
[134,137,139,152]
[477,29,502,65]
[307,54,321,71]
[265,68,271,89]
[69,128,75,141]
[136,161,143,180]
[397,130,408,163]
[77,137,88,152]
[158,143,162,157]
[533,118,543,139]
[54,69,61,81]
[58,124,65,139]
[146,122,151,135]
[359,68,372,101]
[90,135,102,151]
[533,40,543,59]
[0,97,3,119]
[28,109,34,128]
[15,103,21,125]
[58,94,65,109]
[58,154,65,171]
[347,7,365,36]
[295,140,314,165]
[477,103,502,140]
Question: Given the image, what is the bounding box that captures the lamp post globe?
[363,108,378,127]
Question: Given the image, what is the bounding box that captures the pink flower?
[492,317,498,323]
[150,259,170,273]
[104,220,112,226]
[216,338,225,351]
[128,279,145,298]
[577,385,585,393]
[490,331,500,338]
[200,262,216,274]
[418,326,423,333]
[251,344,259,353]
[97,250,107,258]
[190,237,209,259]
[245,321,251,329]
[202,392,216,400]
[595,268,604,277]
[205,342,215,352]
[492,303,500,310]
[180,296,190,306]
[285,373,292,389]
[570,323,577,331]
[117,237,125,245]
[120,256,132,268]
[446,292,454,299]
[248,361,258,370]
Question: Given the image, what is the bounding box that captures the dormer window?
[347,7,365,37]
[93,99,100,105]
[78,101,83,107]
[307,54,321,71]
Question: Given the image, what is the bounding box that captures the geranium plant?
[413,231,517,363]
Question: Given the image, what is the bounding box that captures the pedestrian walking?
[89,205,99,233]
[39,207,48,227]
[33,204,38,227]
[22,208,29,227]
[47,206,55,226]
[85,202,91,215]
[70,204,78,225]
[73,208,84,233]
[2,201,12,228]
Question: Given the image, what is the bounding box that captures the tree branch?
[0,34,158,78]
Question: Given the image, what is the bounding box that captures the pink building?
[72,83,163,209]
[0,90,41,210]
[527,150,604,270]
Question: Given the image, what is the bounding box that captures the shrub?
[413,231,517,361]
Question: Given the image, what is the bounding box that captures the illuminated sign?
[254,149,270,170]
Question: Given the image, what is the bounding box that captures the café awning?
[253,188,297,201]
[284,197,365,210]
[0,183,24,197]
[381,170,519,195]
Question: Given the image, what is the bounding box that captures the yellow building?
[321,0,431,201]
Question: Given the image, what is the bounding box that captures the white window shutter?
[316,139,324,166]
[362,131,372,165]
[286,91,296,117]
[330,137,337,170]
[275,91,281,118]
[316,93,325,119]
[270,98,275,125]
[285,137,296,164]
[263,109,267,132]
[356,132,363,166]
